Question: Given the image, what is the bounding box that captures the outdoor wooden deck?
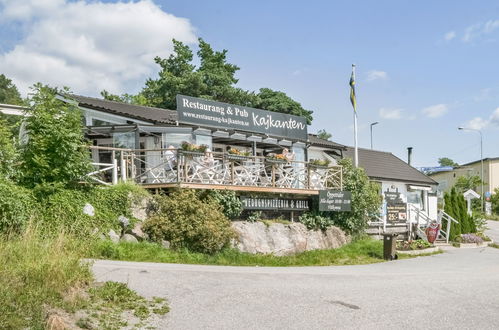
[88,146,342,194]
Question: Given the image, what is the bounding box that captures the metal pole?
[370,122,378,150]
[480,130,484,212]
[352,64,358,167]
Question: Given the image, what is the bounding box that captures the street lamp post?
[370,122,379,150]
[458,127,484,211]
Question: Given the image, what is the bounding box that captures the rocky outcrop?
[231,221,350,256]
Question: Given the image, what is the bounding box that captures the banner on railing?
[177,94,308,141]
[240,197,310,211]
[318,190,351,211]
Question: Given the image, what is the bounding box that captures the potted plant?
[179,141,207,156]
[309,159,331,168]
[226,148,252,161]
[265,153,288,164]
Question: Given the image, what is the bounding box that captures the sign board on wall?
[384,188,407,223]
[319,190,352,211]
[240,197,310,211]
[176,94,308,141]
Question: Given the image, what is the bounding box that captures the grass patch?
[0,227,168,329]
[489,243,499,249]
[90,239,388,267]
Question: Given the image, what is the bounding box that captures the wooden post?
[446,215,451,244]
[307,167,311,189]
[112,159,118,185]
[272,164,276,187]
[231,161,235,185]
[120,152,126,182]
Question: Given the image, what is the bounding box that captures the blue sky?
[1,0,498,167]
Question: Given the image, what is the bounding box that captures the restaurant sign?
[318,190,352,212]
[176,94,308,140]
[384,188,407,223]
[240,197,310,211]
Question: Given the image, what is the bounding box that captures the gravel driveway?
[93,245,499,330]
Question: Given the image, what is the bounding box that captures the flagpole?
[352,64,358,168]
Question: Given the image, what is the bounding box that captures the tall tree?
[438,157,458,167]
[454,175,482,193]
[317,129,332,141]
[0,117,17,180]
[0,74,23,105]
[106,39,313,122]
[18,84,91,187]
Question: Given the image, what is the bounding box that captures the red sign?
[425,222,440,244]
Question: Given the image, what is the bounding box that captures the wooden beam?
[140,183,320,195]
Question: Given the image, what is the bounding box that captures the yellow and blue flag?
[349,67,356,112]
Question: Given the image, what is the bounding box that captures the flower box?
[178,150,204,157]
[226,154,251,161]
[265,158,288,164]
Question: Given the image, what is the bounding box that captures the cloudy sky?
[1,0,499,167]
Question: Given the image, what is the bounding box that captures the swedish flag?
[349,66,356,112]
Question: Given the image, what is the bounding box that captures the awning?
[408,185,432,191]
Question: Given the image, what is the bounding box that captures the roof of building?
[69,94,178,125]
[343,147,437,186]
[307,134,347,150]
[460,157,499,167]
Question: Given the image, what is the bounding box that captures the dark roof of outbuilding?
[344,147,437,186]
[69,94,178,124]
[307,134,347,150]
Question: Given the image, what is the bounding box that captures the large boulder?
[129,194,153,222]
[231,221,349,256]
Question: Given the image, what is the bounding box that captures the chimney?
[407,147,413,166]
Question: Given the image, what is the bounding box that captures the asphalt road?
[93,239,499,330]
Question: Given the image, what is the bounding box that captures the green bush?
[328,158,382,234]
[299,212,334,231]
[35,183,149,236]
[18,84,91,188]
[444,187,476,241]
[0,180,36,234]
[199,189,243,219]
[0,117,17,181]
[143,190,234,254]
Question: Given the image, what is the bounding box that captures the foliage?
[0,73,23,105]
[438,157,458,167]
[0,180,36,234]
[90,238,390,266]
[328,158,382,234]
[18,84,91,187]
[247,211,262,222]
[396,239,431,250]
[0,117,17,180]
[199,189,243,219]
[454,175,482,194]
[444,187,477,241]
[316,129,332,141]
[0,229,92,329]
[299,212,334,231]
[34,183,148,237]
[105,39,314,123]
[456,233,483,244]
[490,187,499,215]
[227,148,251,157]
[180,141,207,152]
[309,158,331,167]
[143,190,234,254]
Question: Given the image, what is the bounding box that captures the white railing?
[407,204,458,243]
[86,146,343,191]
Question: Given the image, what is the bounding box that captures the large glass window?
[113,132,135,149]
[195,134,212,150]
[162,133,192,149]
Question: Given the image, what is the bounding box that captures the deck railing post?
[271,164,276,187]
[120,152,126,181]
[446,215,451,244]
[111,150,118,185]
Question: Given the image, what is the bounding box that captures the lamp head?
[458,127,464,130]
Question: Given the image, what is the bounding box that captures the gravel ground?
[93,245,499,330]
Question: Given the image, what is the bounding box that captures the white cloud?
[379,108,403,120]
[0,0,197,96]
[366,70,388,82]
[421,104,448,118]
[444,31,456,41]
[463,107,499,130]
[462,19,499,42]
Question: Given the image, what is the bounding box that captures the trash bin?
[382,233,398,260]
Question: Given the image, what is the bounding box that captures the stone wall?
[231,221,350,256]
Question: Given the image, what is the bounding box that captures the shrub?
[0,117,17,180]
[0,180,36,234]
[35,183,149,236]
[299,212,333,231]
[247,211,262,222]
[457,233,483,244]
[328,158,381,234]
[143,190,234,254]
[200,189,243,219]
